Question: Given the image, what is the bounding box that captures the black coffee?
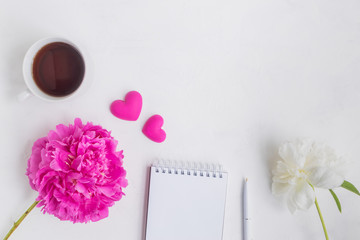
[32,42,85,97]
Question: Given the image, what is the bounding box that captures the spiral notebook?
[145,163,228,240]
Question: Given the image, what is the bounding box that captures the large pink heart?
[142,115,166,143]
[110,91,142,121]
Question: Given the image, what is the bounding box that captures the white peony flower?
[272,139,346,213]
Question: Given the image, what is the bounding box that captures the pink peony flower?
[26,118,128,223]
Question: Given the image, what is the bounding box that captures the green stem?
[4,201,39,240]
[315,197,329,240]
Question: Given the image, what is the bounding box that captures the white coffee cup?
[21,37,87,101]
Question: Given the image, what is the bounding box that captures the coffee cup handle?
[17,89,32,102]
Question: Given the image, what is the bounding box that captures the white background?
[1,0,360,239]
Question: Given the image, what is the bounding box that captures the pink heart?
[110,91,142,121]
[142,115,166,143]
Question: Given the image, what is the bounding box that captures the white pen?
[243,178,252,240]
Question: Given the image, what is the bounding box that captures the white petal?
[272,182,291,195]
[287,180,315,213]
[287,197,297,214]
[279,142,297,166]
[303,141,347,188]
[279,139,312,168]
[308,167,344,189]
[272,161,294,183]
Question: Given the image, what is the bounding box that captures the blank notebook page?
[145,165,228,240]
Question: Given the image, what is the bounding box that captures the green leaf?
[329,189,342,213]
[341,180,360,196]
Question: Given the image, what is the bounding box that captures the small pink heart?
[142,115,166,143]
[110,91,142,121]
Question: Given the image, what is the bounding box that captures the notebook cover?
[145,165,228,240]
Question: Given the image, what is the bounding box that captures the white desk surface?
[1,0,360,239]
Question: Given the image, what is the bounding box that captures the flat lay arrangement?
[1,1,360,239]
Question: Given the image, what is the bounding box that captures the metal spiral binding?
[153,160,223,178]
